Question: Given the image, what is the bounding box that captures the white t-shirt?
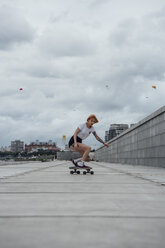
[77,123,95,140]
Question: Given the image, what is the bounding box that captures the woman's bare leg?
[70,143,91,162]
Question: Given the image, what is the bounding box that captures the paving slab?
[0,161,63,179]
[0,160,165,248]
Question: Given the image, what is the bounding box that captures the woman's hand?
[74,142,79,148]
[104,142,109,148]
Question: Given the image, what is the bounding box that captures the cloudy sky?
[0,0,165,149]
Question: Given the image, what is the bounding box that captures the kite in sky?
[152,85,156,89]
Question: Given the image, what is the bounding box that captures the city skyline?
[0,139,61,152]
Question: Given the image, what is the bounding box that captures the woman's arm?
[73,128,81,147]
[93,131,109,147]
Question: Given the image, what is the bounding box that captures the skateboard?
[69,166,94,175]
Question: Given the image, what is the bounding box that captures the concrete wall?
[95,106,165,168]
[57,151,81,161]
[57,151,95,161]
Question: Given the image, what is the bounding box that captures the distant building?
[64,144,70,151]
[11,140,24,153]
[105,124,129,142]
[25,140,61,153]
[0,146,8,152]
[3,146,11,152]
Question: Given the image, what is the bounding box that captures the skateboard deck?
[69,166,94,175]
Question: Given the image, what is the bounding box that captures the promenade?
[0,160,165,248]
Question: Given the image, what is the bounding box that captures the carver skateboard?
[69,165,94,175]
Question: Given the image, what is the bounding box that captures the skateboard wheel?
[83,171,86,175]
[77,171,80,174]
[90,171,94,175]
[70,171,74,174]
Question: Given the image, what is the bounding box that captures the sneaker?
[72,159,80,167]
[71,159,78,167]
[77,161,85,167]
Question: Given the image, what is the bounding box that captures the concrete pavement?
[0,160,165,248]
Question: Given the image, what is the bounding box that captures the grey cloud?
[23,59,74,79]
[88,0,112,8]
[0,6,35,50]
[25,63,60,79]
[38,22,95,57]
[110,18,138,47]
[109,12,165,81]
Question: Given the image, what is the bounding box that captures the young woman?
[68,114,109,167]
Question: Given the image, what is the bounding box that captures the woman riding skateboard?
[68,114,109,167]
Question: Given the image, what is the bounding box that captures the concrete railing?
[57,151,95,161]
[57,151,81,161]
[94,106,165,168]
